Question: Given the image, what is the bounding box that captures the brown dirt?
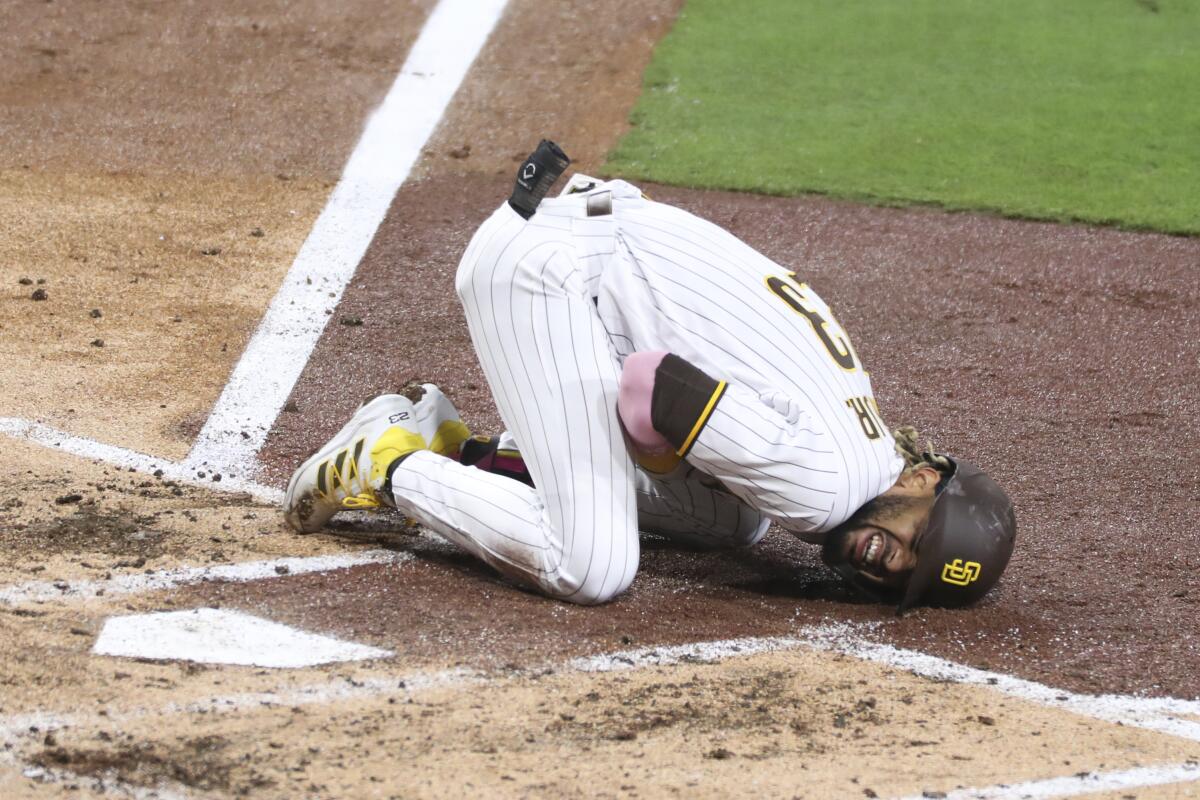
[32,736,242,795]
[0,171,333,458]
[5,505,168,561]
[418,0,682,179]
[8,648,1198,799]
[0,436,336,588]
[0,0,432,459]
[0,0,433,175]
[4,0,1200,797]
[258,169,1200,700]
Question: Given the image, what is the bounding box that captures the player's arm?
[618,351,843,532]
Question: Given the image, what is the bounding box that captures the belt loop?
[586,191,613,217]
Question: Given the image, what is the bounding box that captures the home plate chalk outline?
[0,550,410,607]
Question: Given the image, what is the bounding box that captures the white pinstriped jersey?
[385,176,900,605]
[566,179,903,535]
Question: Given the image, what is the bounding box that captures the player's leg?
[412,360,765,552]
[635,468,769,550]
[423,416,765,550]
[386,206,639,604]
[441,426,767,550]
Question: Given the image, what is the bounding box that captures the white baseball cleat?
[283,394,428,534]
[409,383,472,457]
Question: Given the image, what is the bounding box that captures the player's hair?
[892,426,953,475]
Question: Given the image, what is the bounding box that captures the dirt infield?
[0,0,431,458]
[5,639,1198,799]
[258,170,1200,701]
[3,0,1199,798]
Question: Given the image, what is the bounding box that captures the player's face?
[821,496,928,589]
[821,466,942,591]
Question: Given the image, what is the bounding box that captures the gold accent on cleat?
[283,394,430,535]
[311,427,427,511]
[369,426,428,484]
[429,419,472,457]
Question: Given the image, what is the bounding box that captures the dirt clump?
[1,505,167,559]
[31,735,263,794]
[546,665,892,760]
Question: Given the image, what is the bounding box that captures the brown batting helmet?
[897,458,1017,612]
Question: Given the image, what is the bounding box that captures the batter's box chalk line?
[18,762,193,800]
[886,762,1200,800]
[184,0,511,479]
[0,550,411,607]
[0,0,511,486]
[0,416,282,503]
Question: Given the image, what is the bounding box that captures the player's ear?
[894,465,941,494]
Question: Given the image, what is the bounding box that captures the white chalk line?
[186,0,512,479]
[0,667,479,798]
[0,667,483,749]
[887,763,1200,800]
[0,0,511,490]
[575,626,1200,736]
[567,634,804,673]
[0,550,409,607]
[800,624,1200,742]
[0,417,282,505]
[3,627,1199,799]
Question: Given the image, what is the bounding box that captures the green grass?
[606,0,1200,234]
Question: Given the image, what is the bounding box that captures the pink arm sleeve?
[617,350,673,454]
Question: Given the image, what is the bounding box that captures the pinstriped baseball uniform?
[389,194,639,604]
[387,178,901,603]
[590,180,903,533]
[635,466,769,549]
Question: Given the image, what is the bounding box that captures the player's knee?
[454,250,500,304]
[618,351,672,453]
[453,264,479,305]
[545,547,638,606]
[548,575,631,606]
[565,582,626,606]
[734,515,771,548]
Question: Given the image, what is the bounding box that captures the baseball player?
[284,141,1016,611]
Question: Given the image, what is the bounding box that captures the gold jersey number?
[767,274,887,442]
[766,273,862,372]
